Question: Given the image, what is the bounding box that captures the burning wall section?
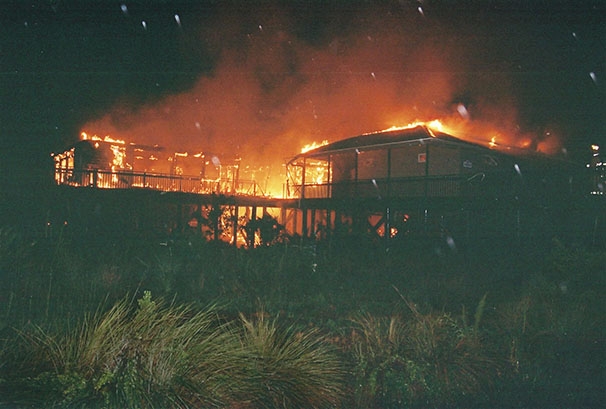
[52,134,264,196]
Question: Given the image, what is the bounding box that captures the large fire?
[65,114,559,198]
[71,5,564,198]
[373,118,557,154]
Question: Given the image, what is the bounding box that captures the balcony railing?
[54,168,265,196]
[291,174,498,200]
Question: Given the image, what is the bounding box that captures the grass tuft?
[12,292,238,408]
[233,310,345,409]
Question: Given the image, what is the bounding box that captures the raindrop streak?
[174,14,181,27]
[590,72,597,84]
[120,4,128,15]
[446,236,456,251]
[141,21,147,30]
[456,103,470,120]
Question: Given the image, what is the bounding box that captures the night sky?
[2,0,605,183]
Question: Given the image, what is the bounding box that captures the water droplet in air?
[456,103,470,120]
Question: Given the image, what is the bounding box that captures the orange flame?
[374,119,455,137]
[301,140,329,153]
[81,131,125,145]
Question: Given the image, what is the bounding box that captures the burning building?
[49,124,593,248]
[285,123,582,243]
[52,132,262,195]
[286,124,520,201]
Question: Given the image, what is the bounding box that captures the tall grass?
[231,310,345,409]
[349,293,503,408]
[1,224,605,408]
[3,295,346,409]
[11,292,239,408]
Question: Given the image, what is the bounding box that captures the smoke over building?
[78,2,565,195]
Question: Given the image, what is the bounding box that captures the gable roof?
[292,125,491,162]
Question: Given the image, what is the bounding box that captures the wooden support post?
[280,206,287,232]
[385,207,391,242]
[250,205,258,248]
[302,206,308,238]
[232,205,239,246]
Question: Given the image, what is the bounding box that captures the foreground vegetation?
[0,226,604,408]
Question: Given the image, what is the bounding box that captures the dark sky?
[2,0,605,180]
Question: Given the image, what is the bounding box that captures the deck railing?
[54,168,265,196]
[292,174,496,200]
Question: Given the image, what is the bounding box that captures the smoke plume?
[82,2,558,191]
